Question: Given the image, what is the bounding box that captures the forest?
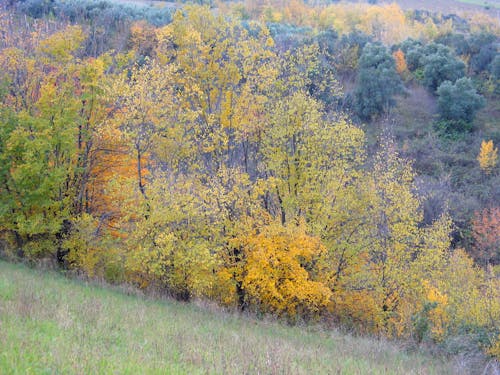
[0,0,499,368]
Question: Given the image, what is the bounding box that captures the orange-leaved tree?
[471,206,500,266]
[237,219,331,319]
[393,49,408,75]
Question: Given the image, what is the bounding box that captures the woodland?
[0,0,499,366]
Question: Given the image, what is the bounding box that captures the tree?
[470,44,496,75]
[397,38,423,72]
[333,31,372,77]
[123,176,219,300]
[436,77,484,132]
[490,55,500,93]
[354,43,403,120]
[471,207,500,266]
[421,44,465,92]
[434,249,500,355]
[323,140,453,336]
[466,32,497,74]
[435,33,469,57]
[491,55,500,80]
[155,6,277,176]
[365,144,422,331]
[238,220,331,319]
[477,140,498,175]
[110,60,175,201]
[260,91,364,227]
[393,49,407,75]
[0,26,92,258]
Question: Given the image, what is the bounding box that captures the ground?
[0,260,459,374]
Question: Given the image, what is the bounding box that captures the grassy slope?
[457,0,500,8]
[117,0,500,11]
[0,261,456,374]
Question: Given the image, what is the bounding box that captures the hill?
[0,261,455,374]
[393,0,500,13]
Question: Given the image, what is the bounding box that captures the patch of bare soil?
[391,84,438,135]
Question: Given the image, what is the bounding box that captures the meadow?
[0,261,457,374]
[457,0,500,8]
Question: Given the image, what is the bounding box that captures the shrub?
[354,42,403,120]
[437,78,484,132]
[471,44,497,74]
[422,46,465,91]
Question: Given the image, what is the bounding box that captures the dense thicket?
[0,0,499,363]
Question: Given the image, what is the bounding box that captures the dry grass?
[0,260,458,374]
[386,0,499,13]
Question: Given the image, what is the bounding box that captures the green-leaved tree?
[354,43,403,120]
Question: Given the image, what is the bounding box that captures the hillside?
[110,0,500,13]
[391,0,500,13]
[0,261,455,374]
[1,1,499,373]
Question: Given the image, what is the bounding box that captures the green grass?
[0,261,457,374]
[456,0,500,8]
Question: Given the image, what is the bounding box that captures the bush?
[471,44,497,75]
[354,43,403,120]
[14,0,173,26]
[333,31,372,76]
[395,41,466,90]
[399,39,423,72]
[491,55,500,80]
[422,46,465,92]
[435,33,469,56]
[437,78,484,132]
[489,55,500,94]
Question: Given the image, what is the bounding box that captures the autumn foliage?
[393,49,408,75]
[478,140,498,174]
[472,207,500,266]
[0,5,499,361]
[238,221,331,318]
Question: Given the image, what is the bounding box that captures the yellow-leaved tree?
[155,6,277,175]
[478,140,498,175]
[123,174,219,299]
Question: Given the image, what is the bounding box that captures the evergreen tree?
[437,77,484,132]
[354,43,403,120]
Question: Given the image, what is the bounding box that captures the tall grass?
[0,261,457,374]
